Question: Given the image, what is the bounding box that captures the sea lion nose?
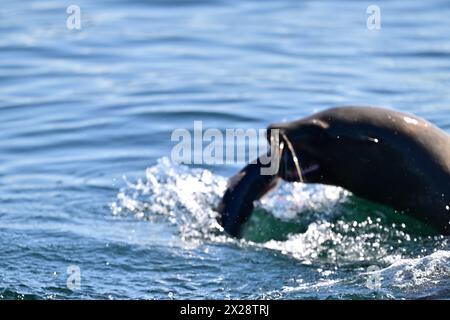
[266,123,289,146]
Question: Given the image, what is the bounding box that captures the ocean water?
[0,0,449,300]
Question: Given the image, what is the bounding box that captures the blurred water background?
[0,0,449,299]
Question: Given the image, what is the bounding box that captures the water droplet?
[446,205,449,211]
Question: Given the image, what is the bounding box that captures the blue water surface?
[0,0,449,299]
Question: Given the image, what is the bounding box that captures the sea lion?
[217,106,450,237]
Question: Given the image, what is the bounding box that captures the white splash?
[111,157,449,277]
[111,157,227,240]
[258,182,348,221]
[368,250,450,290]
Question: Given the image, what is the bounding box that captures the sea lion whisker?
[280,131,304,183]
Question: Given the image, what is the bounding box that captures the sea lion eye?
[367,137,380,144]
[351,134,381,144]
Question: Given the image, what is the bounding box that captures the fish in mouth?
[216,128,321,237]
